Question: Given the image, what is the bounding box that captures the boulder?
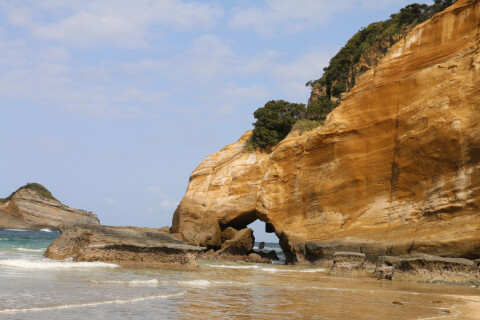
[219,228,254,256]
[221,227,238,242]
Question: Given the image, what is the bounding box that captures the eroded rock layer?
[172,0,480,264]
[0,186,99,231]
[45,225,204,270]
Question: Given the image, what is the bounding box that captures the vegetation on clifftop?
[251,99,338,149]
[249,0,457,150]
[306,0,457,99]
[0,183,58,203]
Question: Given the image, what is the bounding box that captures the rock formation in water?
[0,183,99,231]
[373,254,480,285]
[172,0,480,264]
[45,225,204,270]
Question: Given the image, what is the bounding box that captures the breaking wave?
[15,248,45,252]
[91,279,159,286]
[206,264,325,273]
[0,291,186,314]
[0,259,119,269]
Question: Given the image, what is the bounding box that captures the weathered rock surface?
[219,228,254,255]
[308,26,412,105]
[329,252,367,276]
[45,225,205,270]
[373,254,480,285]
[198,249,271,264]
[0,184,99,231]
[172,0,480,264]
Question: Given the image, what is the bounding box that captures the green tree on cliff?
[251,100,305,149]
[304,97,338,121]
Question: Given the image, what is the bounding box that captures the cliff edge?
[172,0,480,264]
[0,183,100,231]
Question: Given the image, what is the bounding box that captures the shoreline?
[448,295,480,320]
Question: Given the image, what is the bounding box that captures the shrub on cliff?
[304,97,338,121]
[306,0,457,98]
[0,183,58,203]
[251,100,305,149]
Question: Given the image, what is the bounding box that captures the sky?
[0,0,431,242]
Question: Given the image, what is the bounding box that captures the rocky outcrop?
[329,252,367,276]
[0,183,99,231]
[172,1,480,264]
[373,254,480,285]
[45,225,204,270]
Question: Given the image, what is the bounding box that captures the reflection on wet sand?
[172,260,480,320]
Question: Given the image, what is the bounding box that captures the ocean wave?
[178,280,211,286]
[0,238,7,241]
[3,229,28,232]
[260,267,326,273]
[91,279,159,286]
[15,248,45,252]
[0,259,119,269]
[206,264,325,273]
[207,264,260,270]
[40,228,54,232]
[0,291,186,314]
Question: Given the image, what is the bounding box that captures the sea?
[1,229,479,320]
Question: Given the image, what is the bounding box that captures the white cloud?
[14,0,224,48]
[7,7,32,26]
[229,0,415,37]
[33,11,144,47]
[229,0,353,37]
[182,34,235,79]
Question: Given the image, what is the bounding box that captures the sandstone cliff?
[0,183,100,230]
[172,0,480,264]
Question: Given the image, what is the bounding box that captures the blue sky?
[1,0,430,241]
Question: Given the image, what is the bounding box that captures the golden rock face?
[172,0,480,263]
[0,188,100,231]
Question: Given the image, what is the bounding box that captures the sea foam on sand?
[0,258,118,269]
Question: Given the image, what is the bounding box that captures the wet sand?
[448,295,480,320]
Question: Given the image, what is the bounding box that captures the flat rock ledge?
[328,252,368,277]
[44,225,205,271]
[326,252,480,286]
[373,254,480,286]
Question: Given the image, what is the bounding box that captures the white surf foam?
[4,229,28,232]
[207,264,259,270]
[0,259,119,269]
[15,248,45,252]
[179,280,211,286]
[40,228,53,232]
[0,238,7,241]
[259,267,326,273]
[0,291,186,314]
[206,264,325,273]
[91,279,159,286]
